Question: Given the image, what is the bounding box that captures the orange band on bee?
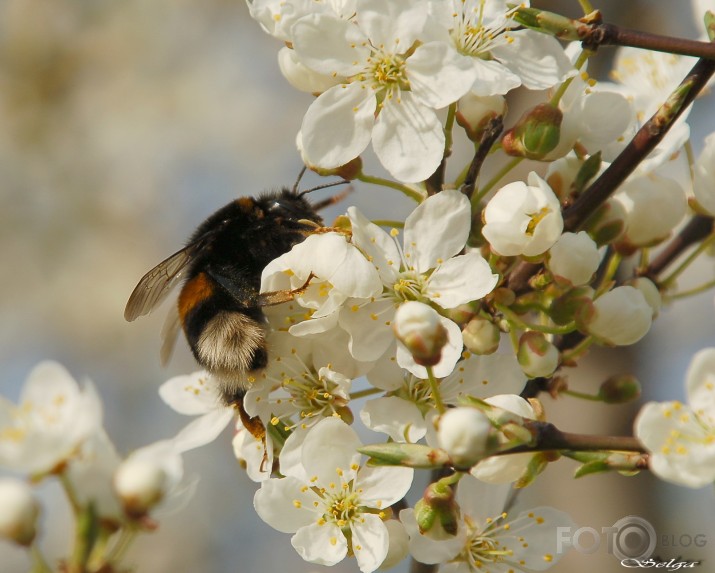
[178,272,215,322]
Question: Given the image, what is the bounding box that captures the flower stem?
[350,387,383,400]
[30,543,52,573]
[356,173,425,203]
[562,389,601,402]
[549,49,592,106]
[496,303,576,335]
[659,231,715,287]
[668,277,715,300]
[105,527,138,566]
[425,366,446,415]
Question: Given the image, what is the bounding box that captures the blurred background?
[0,0,713,571]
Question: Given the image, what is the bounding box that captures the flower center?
[453,0,511,58]
[525,207,551,236]
[325,490,360,527]
[391,270,427,302]
[359,50,410,103]
[282,369,349,427]
[462,515,514,569]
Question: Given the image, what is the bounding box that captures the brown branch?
[643,215,714,279]
[563,56,715,231]
[462,117,504,200]
[579,23,715,59]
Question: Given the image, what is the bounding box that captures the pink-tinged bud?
[517,332,559,378]
[598,374,641,404]
[393,302,448,367]
[0,479,39,546]
[438,407,493,467]
[502,103,563,160]
[114,458,167,518]
[462,317,500,355]
[414,481,459,538]
[456,93,507,142]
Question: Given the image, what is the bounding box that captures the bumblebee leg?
[236,396,266,440]
[258,273,316,306]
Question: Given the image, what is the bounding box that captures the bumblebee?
[125,179,346,426]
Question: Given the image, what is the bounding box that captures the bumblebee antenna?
[291,165,308,194]
[298,179,350,198]
[310,185,354,211]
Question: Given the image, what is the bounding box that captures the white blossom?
[587,286,652,346]
[292,0,477,182]
[635,348,715,488]
[0,362,103,475]
[254,417,414,572]
[158,371,235,452]
[361,353,526,443]
[482,172,564,257]
[401,476,575,571]
[340,190,498,378]
[438,0,574,96]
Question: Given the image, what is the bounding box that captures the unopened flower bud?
[414,481,459,538]
[114,458,167,518]
[517,332,559,378]
[438,407,493,467]
[456,92,506,142]
[0,479,39,546]
[598,374,641,404]
[393,302,448,367]
[587,286,652,346]
[462,317,500,355]
[547,231,601,286]
[502,103,563,160]
[628,277,661,319]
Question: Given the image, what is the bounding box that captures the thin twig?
[462,117,504,200]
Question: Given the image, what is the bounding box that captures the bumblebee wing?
[160,302,182,366]
[124,244,197,322]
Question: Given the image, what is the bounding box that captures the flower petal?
[426,251,498,308]
[372,92,444,183]
[403,189,471,272]
[408,42,476,109]
[491,29,574,90]
[360,397,426,442]
[292,522,348,566]
[301,418,362,483]
[254,476,319,533]
[357,464,414,508]
[158,371,222,415]
[357,0,427,48]
[292,13,369,77]
[300,83,376,170]
[352,514,390,573]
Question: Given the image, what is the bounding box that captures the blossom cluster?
[3,1,715,572]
